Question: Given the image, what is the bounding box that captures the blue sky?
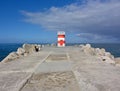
[0,0,120,43]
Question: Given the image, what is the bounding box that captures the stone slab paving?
[46,54,68,61]
[0,51,50,91]
[0,52,49,72]
[21,71,80,91]
[69,47,120,91]
[0,72,31,91]
[20,48,80,91]
[35,61,73,73]
[0,46,120,91]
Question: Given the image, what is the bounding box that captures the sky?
[0,0,120,43]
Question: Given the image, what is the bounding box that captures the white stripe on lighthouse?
[58,38,65,41]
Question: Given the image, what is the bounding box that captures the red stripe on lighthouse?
[58,35,65,38]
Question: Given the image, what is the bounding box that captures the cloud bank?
[21,0,120,42]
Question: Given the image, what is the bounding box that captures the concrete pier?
[0,46,120,91]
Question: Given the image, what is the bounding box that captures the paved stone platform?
[21,71,80,91]
[0,46,120,91]
[46,54,68,61]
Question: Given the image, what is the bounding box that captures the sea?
[0,43,120,62]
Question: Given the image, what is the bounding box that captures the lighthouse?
[57,31,65,47]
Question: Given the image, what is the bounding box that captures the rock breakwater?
[1,44,41,63]
[80,44,118,65]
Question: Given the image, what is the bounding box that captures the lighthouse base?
[57,44,65,47]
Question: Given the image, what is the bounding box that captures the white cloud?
[76,33,118,43]
[21,0,120,42]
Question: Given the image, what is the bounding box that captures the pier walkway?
[0,47,120,91]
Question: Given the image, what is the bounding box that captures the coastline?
[0,43,120,62]
[0,43,120,66]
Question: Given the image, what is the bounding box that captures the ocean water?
[90,43,120,57]
[0,43,23,62]
[0,43,120,62]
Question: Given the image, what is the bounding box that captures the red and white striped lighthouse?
[57,31,65,47]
